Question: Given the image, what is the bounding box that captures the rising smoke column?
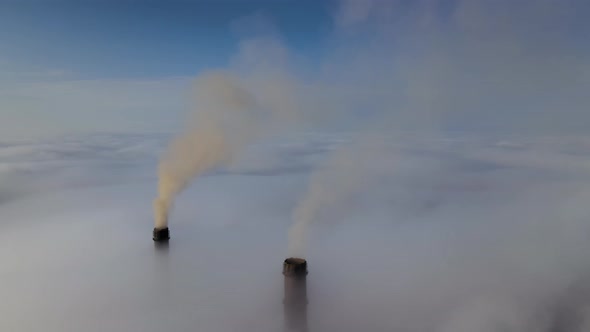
[154,71,257,229]
[288,135,391,256]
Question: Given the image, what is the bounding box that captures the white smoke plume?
[288,134,394,256]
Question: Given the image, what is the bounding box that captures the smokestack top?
[283,257,308,277]
[153,227,170,242]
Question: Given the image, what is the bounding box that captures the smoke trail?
[154,71,258,229]
[287,0,590,256]
[288,135,392,256]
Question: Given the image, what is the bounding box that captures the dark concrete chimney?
[153,227,170,242]
[283,257,308,332]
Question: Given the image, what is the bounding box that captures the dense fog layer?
[2,132,590,331]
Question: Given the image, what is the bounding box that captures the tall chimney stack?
[283,257,309,332]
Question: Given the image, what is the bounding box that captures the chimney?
[153,227,170,242]
[283,257,309,332]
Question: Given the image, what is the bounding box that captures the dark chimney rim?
[284,257,307,265]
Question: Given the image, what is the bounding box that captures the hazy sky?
[0,0,331,139]
[1,0,589,139]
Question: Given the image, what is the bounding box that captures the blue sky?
[1,0,589,139]
[0,0,331,79]
[0,0,339,139]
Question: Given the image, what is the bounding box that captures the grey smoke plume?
[288,135,394,256]
[287,0,590,255]
[154,72,258,229]
[285,1,590,329]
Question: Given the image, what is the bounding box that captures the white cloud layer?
[1,131,590,331]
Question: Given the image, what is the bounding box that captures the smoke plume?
[287,0,590,255]
[288,135,393,256]
[154,72,258,229]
